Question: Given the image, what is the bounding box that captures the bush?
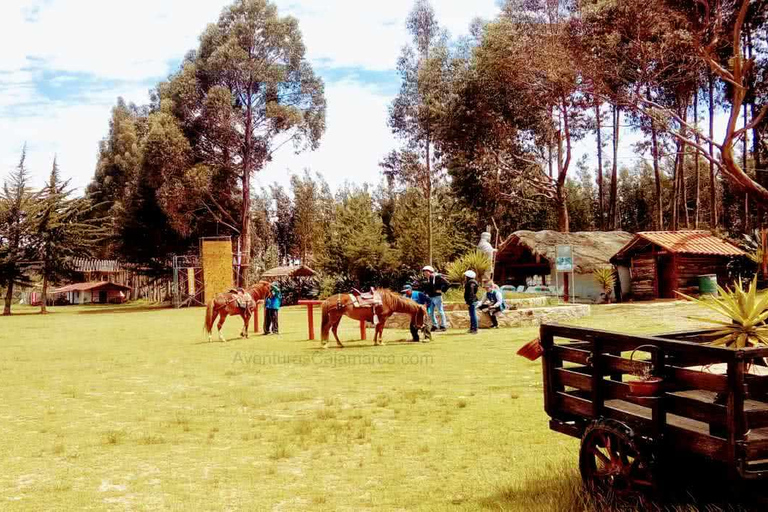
[445,250,492,283]
[265,276,319,306]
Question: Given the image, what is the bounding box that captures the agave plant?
[445,250,493,283]
[593,267,616,291]
[677,277,768,348]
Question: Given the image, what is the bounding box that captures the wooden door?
[657,256,676,298]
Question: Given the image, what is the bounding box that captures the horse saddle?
[349,287,382,309]
[228,290,253,309]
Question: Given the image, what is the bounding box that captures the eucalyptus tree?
[159,0,326,283]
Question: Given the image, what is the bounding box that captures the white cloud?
[0,0,501,193]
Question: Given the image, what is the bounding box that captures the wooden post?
[727,357,746,475]
[360,320,366,340]
[541,325,557,417]
[252,300,260,333]
[651,347,666,438]
[563,273,570,303]
[307,304,315,341]
[591,338,603,419]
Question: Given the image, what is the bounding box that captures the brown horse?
[320,289,430,348]
[203,281,272,342]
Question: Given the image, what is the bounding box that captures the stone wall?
[442,297,549,311]
[384,304,590,330]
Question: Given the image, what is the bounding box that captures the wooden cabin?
[610,231,746,300]
[53,281,132,305]
[494,230,634,302]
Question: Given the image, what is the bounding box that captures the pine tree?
[35,158,106,313]
[0,147,40,315]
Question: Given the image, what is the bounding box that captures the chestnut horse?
[320,289,430,348]
[203,281,271,342]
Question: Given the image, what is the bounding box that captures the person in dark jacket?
[401,285,431,342]
[420,265,449,331]
[463,270,479,334]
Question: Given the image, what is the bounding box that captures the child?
[479,280,505,329]
[401,285,431,342]
[263,283,282,335]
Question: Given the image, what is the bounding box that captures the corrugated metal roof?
[71,258,123,273]
[614,231,746,259]
[54,281,132,293]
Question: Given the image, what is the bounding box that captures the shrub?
[678,276,768,348]
[445,250,492,283]
[593,267,616,291]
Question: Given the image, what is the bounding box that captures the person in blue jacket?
[263,283,282,335]
[478,280,505,329]
[401,285,431,342]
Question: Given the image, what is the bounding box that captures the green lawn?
[0,301,753,511]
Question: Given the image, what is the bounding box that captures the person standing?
[479,280,505,329]
[463,270,479,334]
[263,283,282,335]
[401,285,431,342]
[421,265,449,331]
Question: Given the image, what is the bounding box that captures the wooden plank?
[728,360,747,471]
[746,409,768,430]
[668,366,729,393]
[666,425,729,461]
[557,392,593,418]
[543,323,735,360]
[603,354,650,375]
[665,393,727,426]
[541,328,557,418]
[553,345,590,366]
[746,439,768,460]
[554,368,592,391]
[591,339,604,418]
[549,419,584,439]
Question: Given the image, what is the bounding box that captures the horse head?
[413,305,432,340]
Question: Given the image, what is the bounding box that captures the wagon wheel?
[579,420,655,496]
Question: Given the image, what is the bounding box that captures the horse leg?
[332,318,344,348]
[241,311,250,339]
[377,319,387,346]
[217,312,228,342]
[209,308,220,342]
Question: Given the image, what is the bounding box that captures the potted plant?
[627,345,664,397]
[593,267,616,304]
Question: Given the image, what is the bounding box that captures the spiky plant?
[593,267,616,291]
[677,277,768,348]
[445,251,492,283]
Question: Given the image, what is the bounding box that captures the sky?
[0,0,733,195]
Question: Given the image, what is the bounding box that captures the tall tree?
[35,158,105,313]
[160,0,326,284]
[0,148,39,315]
[388,0,451,264]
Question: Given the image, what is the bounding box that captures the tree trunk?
[3,281,14,316]
[672,142,680,231]
[744,99,750,232]
[41,272,48,314]
[426,135,433,267]
[609,105,620,230]
[650,116,663,230]
[708,73,718,228]
[556,191,570,233]
[558,97,572,234]
[240,97,253,287]
[680,99,690,229]
[595,100,605,230]
[694,89,700,229]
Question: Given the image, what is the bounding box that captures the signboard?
[556,245,574,272]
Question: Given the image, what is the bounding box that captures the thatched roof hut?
[494,230,634,302]
[261,265,317,279]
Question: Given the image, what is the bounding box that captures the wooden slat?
[554,368,592,391]
[553,345,590,366]
[665,393,727,426]
[666,425,729,462]
[557,392,593,418]
[657,328,723,340]
[668,366,729,393]
[549,419,584,439]
[603,354,650,375]
[542,323,736,360]
[603,404,652,429]
[746,409,768,430]
[746,439,768,460]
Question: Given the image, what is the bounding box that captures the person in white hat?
[421,265,449,331]
[463,270,479,334]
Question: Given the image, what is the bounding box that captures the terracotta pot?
[628,377,664,396]
[517,338,544,361]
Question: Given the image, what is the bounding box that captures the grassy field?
[0,300,758,511]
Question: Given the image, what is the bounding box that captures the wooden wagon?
[539,322,768,493]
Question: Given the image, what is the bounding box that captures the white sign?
[556,245,574,272]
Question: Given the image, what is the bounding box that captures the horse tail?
[320,300,331,342]
[204,300,215,334]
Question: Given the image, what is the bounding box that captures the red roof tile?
[613,231,746,259]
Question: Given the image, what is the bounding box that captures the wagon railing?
[540,323,768,479]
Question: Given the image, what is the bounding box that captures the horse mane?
[249,280,272,300]
[379,289,422,315]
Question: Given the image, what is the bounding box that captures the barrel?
[698,274,718,295]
